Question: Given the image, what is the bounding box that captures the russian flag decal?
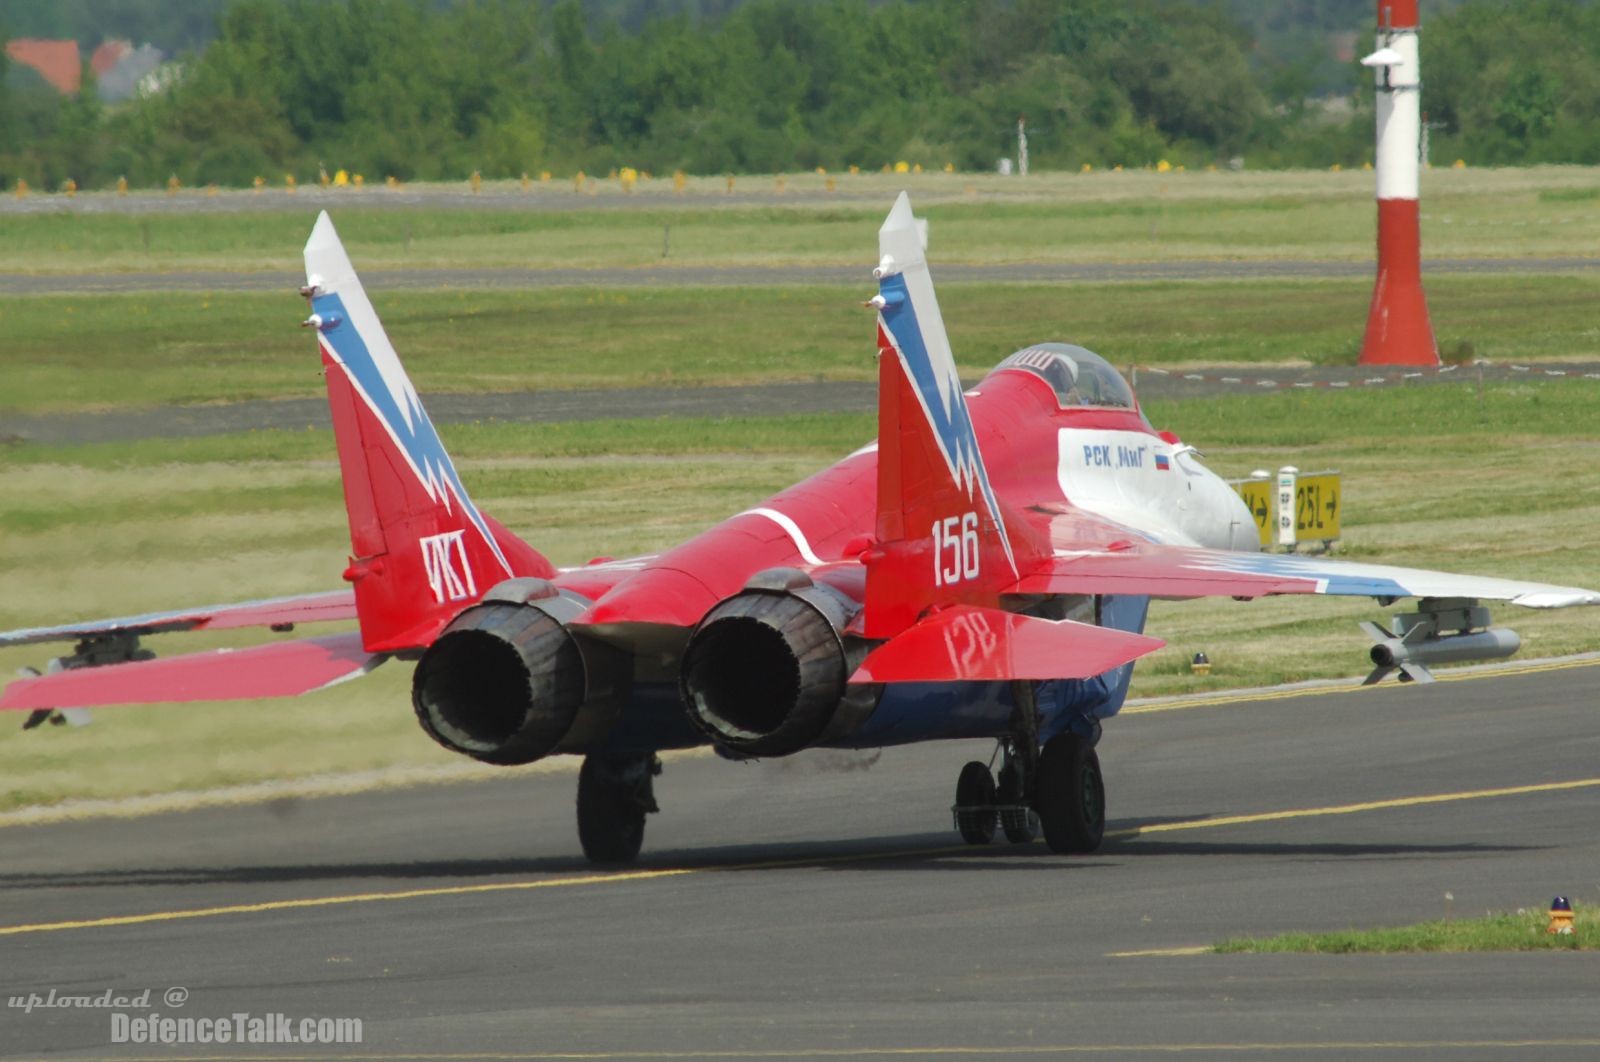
[1156,453,1171,471]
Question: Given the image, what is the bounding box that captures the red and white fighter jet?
[5,195,1596,862]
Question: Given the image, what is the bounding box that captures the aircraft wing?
[0,632,383,712]
[1010,546,1600,608]
[0,590,358,648]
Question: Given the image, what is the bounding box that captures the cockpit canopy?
[990,343,1137,410]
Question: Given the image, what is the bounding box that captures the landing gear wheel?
[577,754,658,864]
[1035,734,1105,854]
[996,761,1038,844]
[954,760,998,845]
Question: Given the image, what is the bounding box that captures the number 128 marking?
[932,511,981,586]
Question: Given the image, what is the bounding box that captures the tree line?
[2,0,1597,191]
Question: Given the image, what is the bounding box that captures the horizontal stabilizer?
[849,605,1162,684]
[0,590,358,649]
[0,633,382,711]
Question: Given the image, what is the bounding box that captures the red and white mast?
[1358,0,1439,366]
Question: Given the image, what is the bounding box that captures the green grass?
[1216,902,1595,952]
[5,273,1599,413]
[2,380,1598,806]
[3,166,1599,273]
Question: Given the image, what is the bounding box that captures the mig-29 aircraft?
[5,195,1596,863]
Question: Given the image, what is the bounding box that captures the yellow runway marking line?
[46,1039,1600,1059]
[1107,776,1600,839]
[1124,655,1600,716]
[1105,946,1212,957]
[7,775,1600,938]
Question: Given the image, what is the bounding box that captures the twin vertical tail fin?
[305,212,554,652]
[853,194,1162,683]
[861,193,1041,639]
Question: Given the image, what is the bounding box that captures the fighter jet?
[5,196,1595,862]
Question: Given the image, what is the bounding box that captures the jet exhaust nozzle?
[413,581,625,765]
[680,570,876,757]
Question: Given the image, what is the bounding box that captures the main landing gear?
[576,753,661,864]
[951,681,1106,854]
[951,733,1104,854]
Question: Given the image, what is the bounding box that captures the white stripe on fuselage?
[739,508,826,566]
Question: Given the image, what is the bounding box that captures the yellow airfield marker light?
[573,169,585,192]
[63,178,76,196]
[385,175,399,189]
[1113,164,1123,172]
[913,163,923,173]
[1157,159,1172,172]
[117,175,129,194]
[520,171,531,191]
[726,174,735,193]
[285,173,297,193]
[539,170,551,182]
[894,160,909,173]
[1081,163,1092,173]
[618,166,636,192]
[815,165,827,175]
[943,162,954,173]
[205,183,218,197]
[1190,652,1212,676]
[14,178,27,198]
[469,170,482,193]
[1548,897,1575,935]
[849,164,860,176]
[251,175,263,193]
[333,168,349,186]
[1364,161,1374,170]
[673,170,687,194]
[1454,159,1467,168]
[352,173,364,188]
[1331,163,1343,172]
[166,174,180,194]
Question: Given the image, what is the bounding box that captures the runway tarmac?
[6,660,1600,1059]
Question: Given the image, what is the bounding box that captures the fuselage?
[562,345,1257,755]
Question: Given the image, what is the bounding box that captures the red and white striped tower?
[1358,0,1439,366]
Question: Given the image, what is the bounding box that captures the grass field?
[2,380,1597,810]
[2,166,1598,274]
[1216,901,1596,952]
[5,273,1599,414]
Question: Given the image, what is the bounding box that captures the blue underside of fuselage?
[590,594,1153,756]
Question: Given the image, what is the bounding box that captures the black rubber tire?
[954,760,998,845]
[1035,734,1106,854]
[577,757,647,864]
[997,761,1038,844]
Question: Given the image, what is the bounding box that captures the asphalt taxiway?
[5,660,1600,1059]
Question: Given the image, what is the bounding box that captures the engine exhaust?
[680,569,876,756]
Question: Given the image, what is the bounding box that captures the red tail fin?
[305,212,554,652]
[861,194,1046,638]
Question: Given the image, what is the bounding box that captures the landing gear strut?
[576,753,660,864]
